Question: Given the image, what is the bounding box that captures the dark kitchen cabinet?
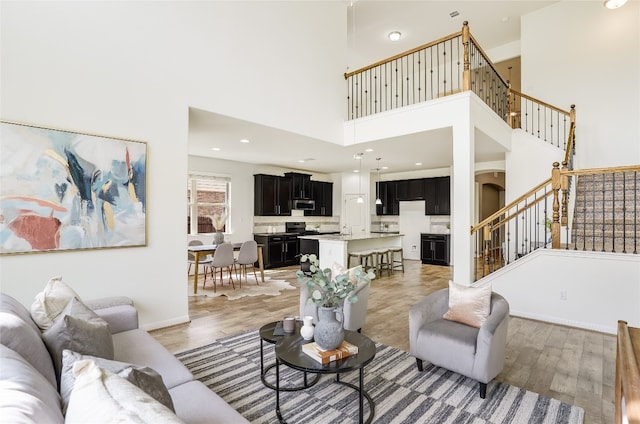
[421,233,450,266]
[305,181,333,216]
[396,178,425,201]
[376,181,399,216]
[254,234,299,268]
[424,177,450,215]
[285,172,312,200]
[254,174,292,216]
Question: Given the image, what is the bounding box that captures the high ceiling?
[188,1,557,175]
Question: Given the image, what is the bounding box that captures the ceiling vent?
[449,11,460,18]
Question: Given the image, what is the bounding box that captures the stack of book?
[302,340,359,364]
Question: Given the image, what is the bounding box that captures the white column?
[451,117,475,285]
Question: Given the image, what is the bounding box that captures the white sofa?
[0,292,248,423]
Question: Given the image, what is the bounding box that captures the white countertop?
[298,232,404,242]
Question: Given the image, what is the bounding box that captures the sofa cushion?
[112,329,193,390]
[60,350,175,414]
[42,297,114,384]
[169,380,250,424]
[0,345,64,424]
[0,311,58,388]
[65,359,184,424]
[30,276,81,331]
[443,281,492,328]
[1,293,41,334]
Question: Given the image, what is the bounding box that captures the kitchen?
[249,170,451,270]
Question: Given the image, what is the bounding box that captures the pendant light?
[375,158,382,205]
[356,153,364,203]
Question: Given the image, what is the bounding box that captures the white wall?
[505,129,565,203]
[489,249,640,334]
[0,1,346,328]
[521,1,640,168]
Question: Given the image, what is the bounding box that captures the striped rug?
[176,329,584,424]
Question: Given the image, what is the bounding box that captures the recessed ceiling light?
[297,159,305,163]
[501,16,509,23]
[239,139,249,143]
[365,148,373,152]
[211,147,221,151]
[415,162,422,166]
[604,0,627,8]
[353,169,359,173]
[382,166,389,170]
[388,31,401,41]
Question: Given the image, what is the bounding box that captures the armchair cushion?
[443,281,491,328]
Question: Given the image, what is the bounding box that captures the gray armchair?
[409,288,509,398]
[299,280,370,332]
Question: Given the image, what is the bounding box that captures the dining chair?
[188,240,213,285]
[205,243,235,291]
[235,240,259,285]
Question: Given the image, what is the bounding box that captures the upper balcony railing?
[345,22,574,150]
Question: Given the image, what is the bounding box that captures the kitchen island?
[298,232,403,270]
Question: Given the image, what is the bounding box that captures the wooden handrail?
[615,320,640,424]
[344,30,463,79]
[563,164,640,177]
[468,34,509,89]
[564,121,576,165]
[471,177,552,233]
[510,89,572,116]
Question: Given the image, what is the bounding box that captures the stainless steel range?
[285,221,319,236]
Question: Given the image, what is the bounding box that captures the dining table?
[188,243,265,295]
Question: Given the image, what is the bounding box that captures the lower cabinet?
[254,235,299,269]
[421,233,450,266]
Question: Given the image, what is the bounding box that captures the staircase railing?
[507,89,575,150]
[565,165,640,254]
[471,162,640,281]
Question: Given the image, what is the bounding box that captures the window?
[187,174,230,234]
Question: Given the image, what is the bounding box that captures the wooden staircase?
[571,169,639,254]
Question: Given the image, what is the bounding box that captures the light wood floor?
[150,260,615,424]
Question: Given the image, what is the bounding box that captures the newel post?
[551,162,561,249]
[561,161,569,227]
[462,21,471,92]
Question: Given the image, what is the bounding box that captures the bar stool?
[348,250,375,272]
[374,248,391,277]
[389,246,404,273]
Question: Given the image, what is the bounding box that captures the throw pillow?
[30,276,81,331]
[41,297,114,384]
[65,360,185,424]
[331,263,362,285]
[442,281,492,328]
[60,350,175,414]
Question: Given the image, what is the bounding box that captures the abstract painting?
[1,121,147,254]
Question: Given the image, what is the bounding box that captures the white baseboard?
[140,315,190,332]
[509,309,616,335]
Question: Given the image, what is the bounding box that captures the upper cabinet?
[254,174,292,216]
[376,181,399,216]
[424,177,450,215]
[285,172,312,200]
[396,178,426,201]
[255,173,333,216]
[376,176,450,216]
[305,181,333,216]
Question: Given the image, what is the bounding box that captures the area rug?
[189,277,296,300]
[176,329,584,424]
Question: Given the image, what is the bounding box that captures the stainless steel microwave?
[292,199,315,210]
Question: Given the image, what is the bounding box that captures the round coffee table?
[274,330,376,424]
[259,321,320,391]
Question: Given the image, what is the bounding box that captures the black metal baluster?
[602,173,606,252]
[634,171,638,254]
[612,172,616,253]
[622,172,627,253]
